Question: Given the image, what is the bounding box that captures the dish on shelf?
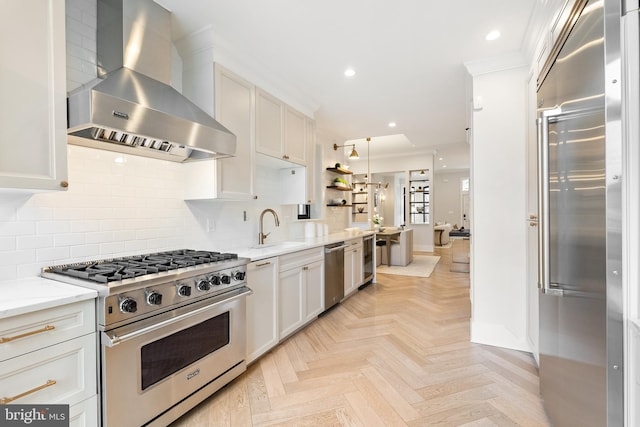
[416,206,424,213]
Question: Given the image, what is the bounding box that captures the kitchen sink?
[250,241,306,250]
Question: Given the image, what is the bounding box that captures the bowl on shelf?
[416,206,424,213]
[357,206,364,213]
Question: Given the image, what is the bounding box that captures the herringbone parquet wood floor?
[171,248,550,426]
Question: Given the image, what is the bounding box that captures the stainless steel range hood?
[67,0,236,162]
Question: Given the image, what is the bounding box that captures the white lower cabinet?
[0,299,97,425]
[344,238,364,297]
[246,257,279,363]
[278,248,324,340]
[0,334,96,406]
[70,395,98,427]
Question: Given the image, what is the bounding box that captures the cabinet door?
[246,258,278,363]
[256,89,284,159]
[70,395,98,427]
[0,334,96,406]
[0,300,95,362]
[284,106,306,165]
[214,65,255,199]
[353,247,364,287]
[304,260,324,321]
[0,0,67,191]
[278,266,304,339]
[344,248,355,296]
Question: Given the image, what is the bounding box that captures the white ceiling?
[157,0,537,170]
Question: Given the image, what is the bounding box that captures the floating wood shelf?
[326,167,353,175]
[326,185,353,191]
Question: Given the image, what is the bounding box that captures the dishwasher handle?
[324,243,348,253]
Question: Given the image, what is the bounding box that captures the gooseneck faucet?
[259,209,280,244]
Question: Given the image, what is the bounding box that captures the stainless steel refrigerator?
[536,0,623,425]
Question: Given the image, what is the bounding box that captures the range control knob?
[232,270,246,281]
[197,279,210,291]
[177,284,191,297]
[146,291,163,305]
[209,275,221,286]
[220,274,231,285]
[119,297,138,313]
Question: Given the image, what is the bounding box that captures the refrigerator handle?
[537,109,560,294]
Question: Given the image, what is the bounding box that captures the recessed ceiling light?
[442,165,447,168]
[388,122,396,128]
[486,30,501,41]
[438,157,443,161]
[344,68,356,77]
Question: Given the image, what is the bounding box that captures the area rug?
[377,255,440,278]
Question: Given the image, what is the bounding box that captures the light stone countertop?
[235,230,376,262]
[0,277,97,319]
[0,230,376,319]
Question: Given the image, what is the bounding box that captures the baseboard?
[470,320,531,353]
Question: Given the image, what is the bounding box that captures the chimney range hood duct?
[67,0,236,162]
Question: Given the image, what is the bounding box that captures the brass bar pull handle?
[0,325,55,344]
[0,380,57,404]
[255,261,272,267]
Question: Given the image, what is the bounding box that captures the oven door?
[100,287,250,427]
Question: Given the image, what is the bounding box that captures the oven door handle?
[102,287,253,347]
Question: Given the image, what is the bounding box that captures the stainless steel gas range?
[42,249,251,427]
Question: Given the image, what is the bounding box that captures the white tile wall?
[66,0,97,91]
[0,145,265,281]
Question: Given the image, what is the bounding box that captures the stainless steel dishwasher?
[324,242,347,310]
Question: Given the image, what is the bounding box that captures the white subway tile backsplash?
[16,207,54,221]
[36,247,70,262]
[70,244,101,259]
[17,235,54,250]
[85,231,117,244]
[124,239,149,253]
[17,263,44,279]
[70,219,101,233]
[0,266,17,281]
[100,241,126,255]
[0,237,16,251]
[37,220,71,235]
[0,222,35,237]
[0,250,36,266]
[54,233,86,247]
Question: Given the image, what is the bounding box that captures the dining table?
[375,228,402,266]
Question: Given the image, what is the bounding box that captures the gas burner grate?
[45,249,239,284]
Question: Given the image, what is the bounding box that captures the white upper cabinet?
[284,106,306,165]
[255,89,284,159]
[0,0,68,192]
[212,65,255,200]
[183,64,256,200]
[256,89,309,166]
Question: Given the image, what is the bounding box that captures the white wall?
[469,66,529,352]
[433,170,469,227]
